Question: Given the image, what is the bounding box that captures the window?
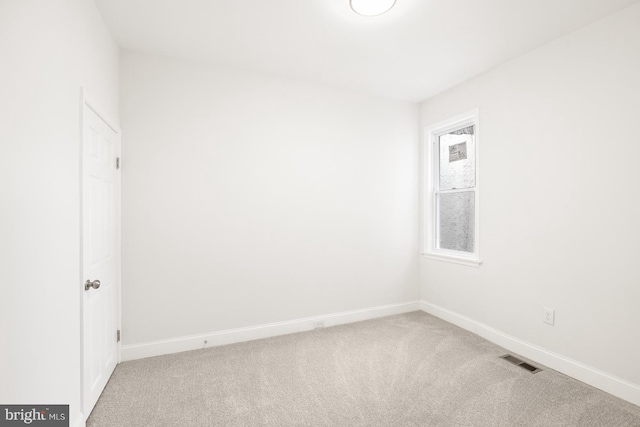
[423,109,480,266]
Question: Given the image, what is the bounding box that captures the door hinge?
[117,329,121,343]
[116,157,120,169]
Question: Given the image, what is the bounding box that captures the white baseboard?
[74,413,86,427]
[121,301,420,362]
[420,300,640,407]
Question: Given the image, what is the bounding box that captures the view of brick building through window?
[437,125,475,253]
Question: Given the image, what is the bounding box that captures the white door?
[82,102,120,415]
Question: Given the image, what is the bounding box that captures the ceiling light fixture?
[350,0,396,17]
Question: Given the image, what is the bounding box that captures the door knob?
[84,279,101,291]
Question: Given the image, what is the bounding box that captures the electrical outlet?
[313,320,326,329]
[543,307,555,325]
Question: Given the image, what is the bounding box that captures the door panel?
[82,104,119,415]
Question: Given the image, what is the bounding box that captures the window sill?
[420,252,482,267]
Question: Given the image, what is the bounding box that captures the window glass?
[438,125,475,190]
[436,191,475,253]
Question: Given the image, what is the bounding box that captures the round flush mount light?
[350,0,396,16]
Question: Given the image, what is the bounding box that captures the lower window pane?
[437,191,475,253]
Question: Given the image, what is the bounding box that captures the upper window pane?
[438,125,475,190]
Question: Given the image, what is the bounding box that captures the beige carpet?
[87,311,640,426]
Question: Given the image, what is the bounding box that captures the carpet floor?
[87,311,640,426]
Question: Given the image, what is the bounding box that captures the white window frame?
[422,108,481,267]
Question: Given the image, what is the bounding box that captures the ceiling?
[94,0,639,102]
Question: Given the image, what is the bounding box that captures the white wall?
[120,52,419,346]
[420,2,640,395]
[0,1,119,425]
